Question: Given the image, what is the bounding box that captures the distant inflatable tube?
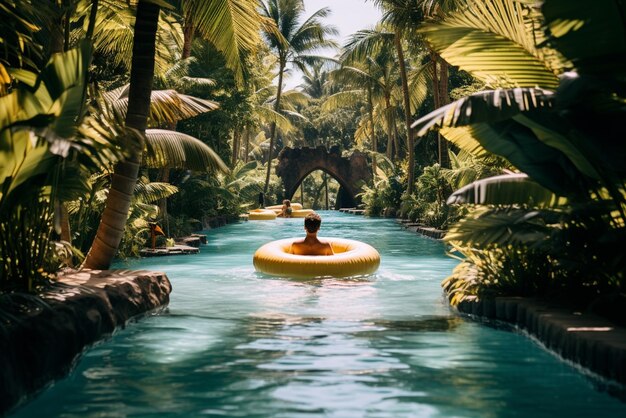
[248,209,277,220]
[265,203,303,214]
[253,237,380,278]
[290,209,315,218]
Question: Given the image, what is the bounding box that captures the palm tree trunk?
[367,83,376,180]
[437,56,451,169]
[430,50,451,169]
[244,127,250,163]
[395,32,415,194]
[64,10,71,51]
[159,167,170,236]
[232,129,240,166]
[83,1,160,269]
[324,172,329,209]
[264,60,285,194]
[182,13,195,59]
[384,95,393,159]
[392,115,400,161]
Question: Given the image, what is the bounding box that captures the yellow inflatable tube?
[265,203,303,214]
[253,237,380,278]
[290,209,315,218]
[248,209,277,220]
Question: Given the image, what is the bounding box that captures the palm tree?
[329,29,420,169]
[84,0,262,269]
[300,63,329,99]
[372,0,425,193]
[83,1,161,269]
[259,0,338,195]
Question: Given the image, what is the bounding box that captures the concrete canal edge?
[454,296,626,385]
[0,269,172,415]
[395,217,626,385]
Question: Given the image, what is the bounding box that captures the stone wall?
[0,269,172,414]
[455,296,626,385]
[276,146,371,207]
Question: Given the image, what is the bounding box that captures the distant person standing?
[258,192,265,208]
[290,213,334,256]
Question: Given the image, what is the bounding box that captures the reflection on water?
[11,212,626,417]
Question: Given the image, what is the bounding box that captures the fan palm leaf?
[133,180,179,203]
[144,129,229,173]
[103,84,218,125]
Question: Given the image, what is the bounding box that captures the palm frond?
[133,180,179,204]
[340,28,394,64]
[185,0,262,83]
[322,90,365,111]
[418,0,561,89]
[105,86,218,125]
[144,129,229,173]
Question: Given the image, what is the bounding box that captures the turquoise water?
[12,211,626,417]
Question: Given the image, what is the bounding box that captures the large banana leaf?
[447,173,566,207]
[40,41,93,139]
[411,88,596,197]
[455,121,588,197]
[542,0,626,77]
[513,113,600,180]
[445,207,552,247]
[439,126,488,158]
[411,88,554,135]
[1,42,99,202]
[144,129,229,173]
[418,0,561,89]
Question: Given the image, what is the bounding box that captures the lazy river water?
[13,211,626,417]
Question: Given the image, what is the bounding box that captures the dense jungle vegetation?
[1,0,624,312]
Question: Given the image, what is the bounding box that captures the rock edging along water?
[396,220,446,240]
[454,296,626,385]
[0,269,172,415]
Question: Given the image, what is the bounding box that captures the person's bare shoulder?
[290,240,306,255]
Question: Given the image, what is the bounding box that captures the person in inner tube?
[278,199,293,218]
[290,212,334,256]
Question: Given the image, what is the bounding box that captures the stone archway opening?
[276,146,371,208]
[290,169,340,210]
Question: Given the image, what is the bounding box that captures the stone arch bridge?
[276,146,371,208]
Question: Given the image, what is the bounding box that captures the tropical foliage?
[2,0,624,318]
[412,0,626,304]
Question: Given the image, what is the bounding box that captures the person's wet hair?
[304,212,322,233]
